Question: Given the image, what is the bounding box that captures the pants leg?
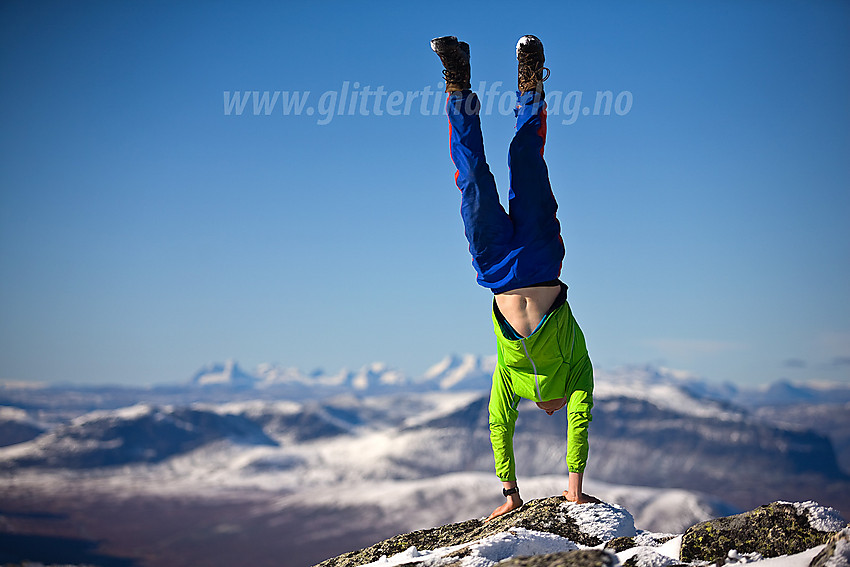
[448,92,515,289]
[508,91,557,229]
[506,91,565,285]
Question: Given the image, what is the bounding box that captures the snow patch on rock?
[561,501,637,541]
[779,501,846,532]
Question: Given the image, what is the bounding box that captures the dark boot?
[516,35,550,94]
[430,35,471,92]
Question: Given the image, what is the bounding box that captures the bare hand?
[562,490,601,504]
[485,496,523,522]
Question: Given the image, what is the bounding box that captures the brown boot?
[430,35,471,92]
[516,35,550,94]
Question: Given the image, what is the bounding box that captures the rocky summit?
[314,497,849,567]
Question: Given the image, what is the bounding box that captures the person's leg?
[509,34,558,236]
[433,36,515,290]
[504,90,564,286]
[508,90,558,231]
[447,91,515,288]
[502,35,564,288]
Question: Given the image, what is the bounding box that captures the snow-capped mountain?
[417,353,497,391]
[185,355,497,398]
[1,359,848,567]
[188,360,259,388]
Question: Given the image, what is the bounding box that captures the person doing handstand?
[430,34,598,522]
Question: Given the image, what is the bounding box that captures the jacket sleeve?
[489,364,520,482]
[565,358,594,474]
[566,408,591,473]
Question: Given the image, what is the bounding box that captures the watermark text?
[223,81,633,126]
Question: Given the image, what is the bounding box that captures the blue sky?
[1,0,848,387]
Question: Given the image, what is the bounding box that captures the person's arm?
[487,365,523,521]
[563,383,598,504]
[565,408,591,477]
[563,471,600,503]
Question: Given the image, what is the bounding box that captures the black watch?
[503,486,519,497]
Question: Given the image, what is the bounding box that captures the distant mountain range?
[186,354,498,395]
[1,359,848,511]
[188,357,850,408]
[1,358,848,565]
[3,355,848,408]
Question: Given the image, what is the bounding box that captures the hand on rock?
[485,497,523,522]
[562,490,601,504]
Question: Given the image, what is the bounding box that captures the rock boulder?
[680,501,844,563]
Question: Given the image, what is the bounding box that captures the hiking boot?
[430,35,471,92]
[516,35,550,94]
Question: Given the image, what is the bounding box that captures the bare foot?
[562,490,601,504]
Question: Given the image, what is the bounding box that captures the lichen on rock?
[606,536,638,552]
[679,502,840,563]
[313,518,483,567]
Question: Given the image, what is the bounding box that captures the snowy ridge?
[0,406,35,422]
[70,402,158,425]
[0,403,278,469]
[593,366,744,421]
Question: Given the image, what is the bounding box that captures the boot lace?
[518,51,550,90]
[440,49,469,87]
[443,67,467,86]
